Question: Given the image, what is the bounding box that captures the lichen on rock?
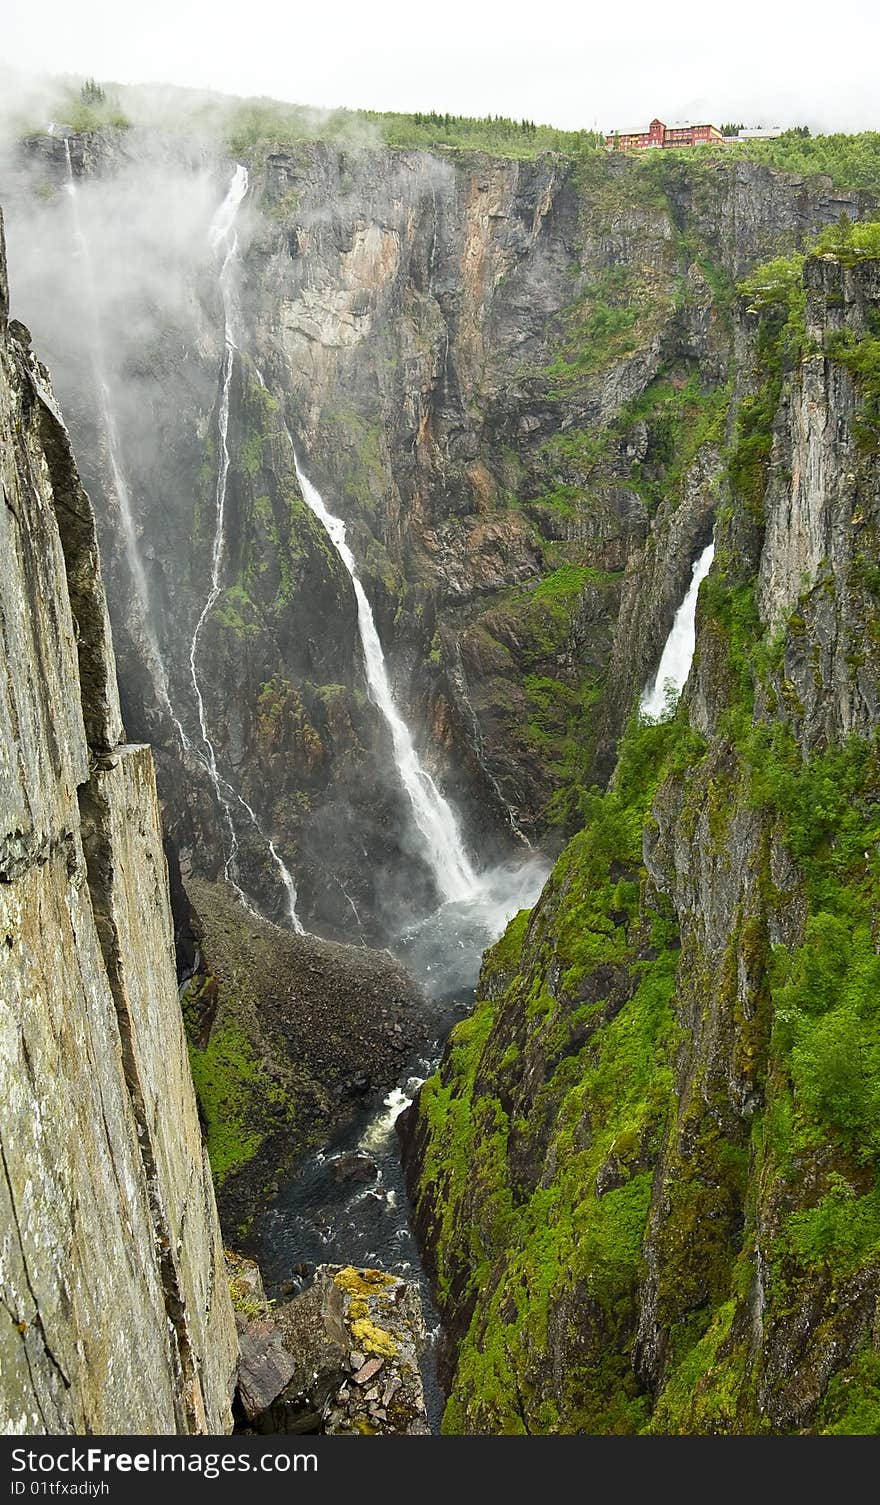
[234,1263,429,1435]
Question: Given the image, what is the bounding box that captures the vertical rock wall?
[0,213,237,1434]
[402,246,880,1434]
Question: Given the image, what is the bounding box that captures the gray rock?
[0,219,237,1435]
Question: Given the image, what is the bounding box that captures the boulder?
[235,1264,429,1435]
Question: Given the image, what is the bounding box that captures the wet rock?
[329,1152,379,1185]
[180,877,430,1237]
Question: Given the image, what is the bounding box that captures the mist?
[0,92,523,973]
[4,1,880,131]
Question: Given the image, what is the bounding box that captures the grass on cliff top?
[226,111,880,188]
[729,132,880,196]
[222,97,604,159]
[608,132,880,199]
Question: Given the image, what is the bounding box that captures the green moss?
[212,583,260,636]
[539,265,671,392]
[237,432,265,476]
[826,326,880,455]
[413,711,702,1432]
[414,236,880,1434]
[778,1176,880,1274]
[481,908,531,988]
[816,1349,880,1434]
[188,1017,269,1186]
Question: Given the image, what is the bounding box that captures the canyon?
[1,112,878,1433]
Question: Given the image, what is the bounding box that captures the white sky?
[2,0,878,133]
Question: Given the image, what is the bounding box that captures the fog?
[0,99,530,971]
[0,22,868,972]
[2,0,879,134]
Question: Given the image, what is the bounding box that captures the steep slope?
[5,138,870,940]
[241,146,869,840]
[401,231,880,1434]
[0,216,237,1434]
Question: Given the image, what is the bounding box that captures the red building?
[605,118,724,151]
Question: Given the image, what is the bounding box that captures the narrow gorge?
[1,99,879,1435]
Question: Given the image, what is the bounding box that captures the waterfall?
[187,162,248,760]
[60,137,175,720]
[292,456,478,904]
[640,540,715,719]
[186,165,304,933]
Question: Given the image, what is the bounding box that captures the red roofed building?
[605,118,723,151]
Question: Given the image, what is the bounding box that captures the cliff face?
[241,146,868,844]
[0,217,237,1433]
[6,140,869,941]
[402,243,880,1433]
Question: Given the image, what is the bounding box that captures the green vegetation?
[185,1009,267,1186]
[731,131,880,196]
[35,77,131,134]
[461,560,621,829]
[619,376,729,515]
[728,245,813,522]
[223,97,603,159]
[612,131,880,200]
[540,266,670,391]
[826,327,880,455]
[80,78,106,107]
[413,230,880,1434]
[415,708,705,1432]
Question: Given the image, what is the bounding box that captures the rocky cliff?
[2,114,878,1437]
[0,214,237,1433]
[5,139,870,943]
[402,233,880,1433]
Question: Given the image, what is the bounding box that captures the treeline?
[223,98,603,159]
[369,110,604,156]
[731,130,880,194]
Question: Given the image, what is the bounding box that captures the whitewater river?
[251,522,716,1427]
[251,853,549,1429]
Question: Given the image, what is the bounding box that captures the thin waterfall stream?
[640,539,715,719]
[60,135,176,721]
[186,165,304,931]
[62,150,549,1423]
[61,144,303,932]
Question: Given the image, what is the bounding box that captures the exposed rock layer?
[7,141,870,938]
[403,247,880,1434]
[0,216,237,1434]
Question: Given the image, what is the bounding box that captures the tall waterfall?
[640,540,715,719]
[186,165,304,933]
[292,457,478,904]
[60,138,175,719]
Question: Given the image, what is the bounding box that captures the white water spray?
[186,165,304,932]
[60,137,175,719]
[640,540,715,720]
[292,456,478,904]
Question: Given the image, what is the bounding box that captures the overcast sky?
[2,0,878,134]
